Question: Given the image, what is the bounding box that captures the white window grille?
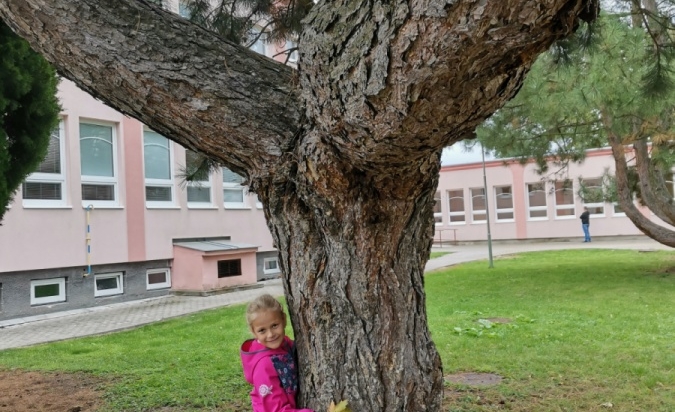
[470,187,486,223]
[80,122,118,207]
[447,189,465,224]
[527,182,548,220]
[147,269,172,290]
[554,181,575,218]
[143,129,175,206]
[263,257,281,275]
[23,121,67,207]
[222,167,247,208]
[185,150,212,207]
[433,191,443,225]
[94,272,124,297]
[495,186,514,222]
[30,278,66,305]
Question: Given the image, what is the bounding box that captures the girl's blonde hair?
[246,294,286,327]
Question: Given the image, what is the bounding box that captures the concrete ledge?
[172,282,264,297]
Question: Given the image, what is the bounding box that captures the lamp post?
[481,143,494,268]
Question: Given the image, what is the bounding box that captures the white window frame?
[554,181,576,219]
[526,182,548,221]
[94,272,124,297]
[612,202,626,217]
[285,40,299,64]
[30,277,66,305]
[249,28,266,55]
[23,120,67,208]
[80,121,119,208]
[470,187,487,224]
[146,268,172,290]
[447,189,466,225]
[263,257,281,275]
[581,177,606,217]
[222,167,248,209]
[494,185,515,222]
[184,150,214,208]
[143,129,175,208]
[255,195,263,209]
[433,191,443,226]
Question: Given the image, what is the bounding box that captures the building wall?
[0,5,293,320]
[0,78,276,320]
[0,260,171,320]
[436,149,654,243]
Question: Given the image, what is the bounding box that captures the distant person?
[240,294,314,412]
[580,207,591,242]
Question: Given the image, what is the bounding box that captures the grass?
[1,249,675,411]
[430,251,451,259]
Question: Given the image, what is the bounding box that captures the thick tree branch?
[299,0,599,169]
[633,138,675,225]
[607,129,675,247]
[0,0,301,175]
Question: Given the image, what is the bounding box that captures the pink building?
[434,148,665,244]
[0,6,297,321]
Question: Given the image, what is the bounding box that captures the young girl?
[240,294,314,412]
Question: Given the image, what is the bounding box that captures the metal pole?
[481,143,494,268]
[85,204,94,276]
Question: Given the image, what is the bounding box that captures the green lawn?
[1,249,674,411]
[430,251,451,259]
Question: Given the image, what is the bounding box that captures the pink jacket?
[240,337,314,412]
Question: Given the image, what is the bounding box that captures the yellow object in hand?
[327,400,351,412]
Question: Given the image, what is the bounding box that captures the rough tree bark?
[0,1,597,410]
[604,112,675,247]
[633,139,675,226]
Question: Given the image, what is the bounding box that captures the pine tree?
[0,21,60,222]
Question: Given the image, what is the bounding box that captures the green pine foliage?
[181,0,312,47]
[475,13,675,175]
[0,21,60,222]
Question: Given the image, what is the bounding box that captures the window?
[285,40,298,63]
[185,150,212,206]
[30,278,66,305]
[147,269,171,290]
[143,129,174,206]
[581,178,605,216]
[554,180,575,218]
[527,183,548,220]
[94,272,124,297]
[178,0,190,18]
[23,121,66,207]
[495,186,514,221]
[249,29,266,55]
[433,191,443,225]
[448,189,465,224]
[665,172,674,199]
[80,122,118,206]
[218,259,242,278]
[263,257,281,275]
[222,167,247,208]
[470,188,486,223]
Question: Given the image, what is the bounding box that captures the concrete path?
[0,236,670,351]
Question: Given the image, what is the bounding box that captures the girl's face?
[250,310,287,350]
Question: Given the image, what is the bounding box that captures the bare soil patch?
[445,372,503,387]
[0,369,104,412]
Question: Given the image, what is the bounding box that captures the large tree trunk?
[264,151,444,410]
[0,0,598,410]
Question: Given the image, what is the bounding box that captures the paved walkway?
[0,236,669,351]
